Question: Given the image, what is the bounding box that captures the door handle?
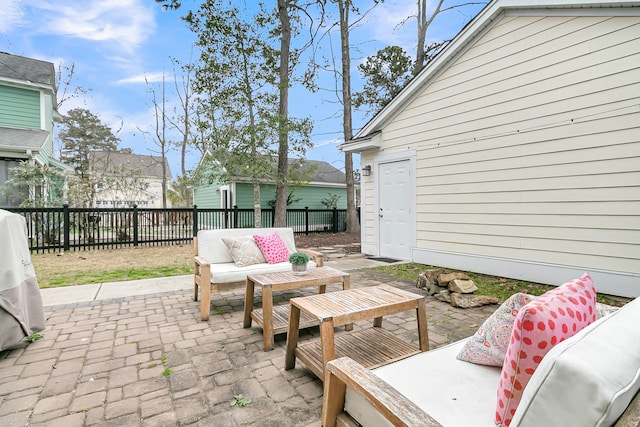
[379,208,383,218]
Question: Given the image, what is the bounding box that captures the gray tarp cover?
[0,209,45,351]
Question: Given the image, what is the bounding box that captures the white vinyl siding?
[379,15,640,281]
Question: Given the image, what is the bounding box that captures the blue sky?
[1,0,484,179]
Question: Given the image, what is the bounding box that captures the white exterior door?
[378,160,412,260]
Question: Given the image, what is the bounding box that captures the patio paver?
[0,269,496,426]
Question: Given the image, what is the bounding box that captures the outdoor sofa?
[193,227,323,321]
[322,274,640,427]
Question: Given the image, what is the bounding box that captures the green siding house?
[194,158,348,210]
[0,52,63,207]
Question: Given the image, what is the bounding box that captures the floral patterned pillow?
[495,273,597,426]
[596,301,620,318]
[253,233,290,264]
[457,293,536,366]
[222,236,266,267]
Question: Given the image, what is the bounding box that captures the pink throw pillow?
[253,233,290,264]
[457,293,535,366]
[495,273,597,426]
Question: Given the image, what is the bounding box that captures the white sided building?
[341,0,640,297]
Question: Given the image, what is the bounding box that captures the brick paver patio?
[0,269,496,426]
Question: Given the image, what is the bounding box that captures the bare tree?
[274,0,293,227]
[336,0,360,234]
[55,61,90,111]
[412,0,487,76]
[167,56,195,178]
[139,75,171,210]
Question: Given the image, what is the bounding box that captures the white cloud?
[116,72,166,85]
[28,0,156,53]
[0,0,26,32]
[366,0,416,47]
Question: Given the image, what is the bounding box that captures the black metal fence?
[5,205,353,253]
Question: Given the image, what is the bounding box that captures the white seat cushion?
[209,261,317,284]
[345,339,501,427]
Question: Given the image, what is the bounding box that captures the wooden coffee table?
[284,284,429,380]
[243,266,351,351]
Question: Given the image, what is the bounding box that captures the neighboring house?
[0,52,64,207]
[90,151,173,208]
[340,0,640,297]
[194,158,348,210]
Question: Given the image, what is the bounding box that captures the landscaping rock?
[434,289,451,303]
[450,293,500,308]
[449,279,478,294]
[416,271,444,296]
[438,272,470,285]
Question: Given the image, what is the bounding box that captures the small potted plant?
[289,252,310,275]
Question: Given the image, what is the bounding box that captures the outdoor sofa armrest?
[298,249,324,267]
[322,356,442,427]
[194,255,210,268]
[193,255,212,320]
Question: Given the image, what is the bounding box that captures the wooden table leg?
[373,316,383,328]
[342,275,351,291]
[285,304,301,370]
[262,285,274,351]
[242,278,255,328]
[343,276,354,331]
[416,298,430,351]
[320,319,336,378]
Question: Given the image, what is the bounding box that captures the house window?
[0,158,25,207]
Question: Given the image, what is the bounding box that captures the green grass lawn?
[42,265,192,288]
[373,263,627,306]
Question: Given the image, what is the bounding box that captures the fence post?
[304,207,309,235]
[233,205,238,229]
[133,204,139,246]
[63,204,70,252]
[192,205,198,237]
[332,207,338,232]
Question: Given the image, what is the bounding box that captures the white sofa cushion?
[197,228,296,264]
[344,340,501,427]
[209,260,317,284]
[511,296,640,427]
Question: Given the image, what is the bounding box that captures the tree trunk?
[413,0,444,76]
[274,0,291,228]
[161,76,168,211]
[338,0,360,234]
[253,182,262,228]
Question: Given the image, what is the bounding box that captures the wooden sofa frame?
[193,233,323,321]
[322,357,640,427]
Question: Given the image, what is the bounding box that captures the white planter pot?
[291,263,308,275]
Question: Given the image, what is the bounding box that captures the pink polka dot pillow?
[457,293,535,366]
[253,233,290,264]
[495,273,597,426]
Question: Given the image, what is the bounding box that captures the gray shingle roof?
[90,151,173,180]
[0,52,55,86]
[0,127,49,152]
[229,158,346,185]
[294,159,346,184]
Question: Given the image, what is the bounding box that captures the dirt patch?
[31,232,361,283]
[295,232,360,250]
[32,244,194,281]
